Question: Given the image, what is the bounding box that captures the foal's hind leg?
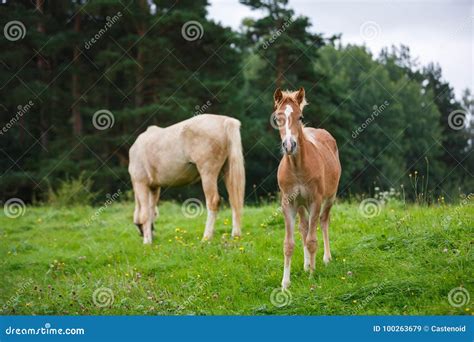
[297,207,310,272]
[306,200,322,274]
[320,199,334,265]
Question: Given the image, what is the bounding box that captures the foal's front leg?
[281,201,297,289]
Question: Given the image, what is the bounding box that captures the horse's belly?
[157,162,200,187]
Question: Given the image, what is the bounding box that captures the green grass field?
[1,200,472,315]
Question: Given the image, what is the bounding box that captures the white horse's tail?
[224,118,245,235]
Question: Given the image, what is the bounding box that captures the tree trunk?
[36,0,48,148]
[135,0,147,107]
[72,12,82,136]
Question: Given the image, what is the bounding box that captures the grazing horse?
[273,87,341,289]
[128,114,245,244]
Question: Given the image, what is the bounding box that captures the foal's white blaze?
[283,104,294,150]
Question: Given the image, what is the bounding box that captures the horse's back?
[128,114,240,186]
[181,114,240,163]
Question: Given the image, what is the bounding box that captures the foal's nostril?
[291,140,297,151]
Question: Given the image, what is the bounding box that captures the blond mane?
[281,90,308,111]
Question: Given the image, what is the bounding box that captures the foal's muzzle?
[282,138,297,155]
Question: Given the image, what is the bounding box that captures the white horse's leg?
[281,201,296,289]
[224,167,242,238]
[201,172,220,241]
[149,186,160,234]
[133,181,153,244]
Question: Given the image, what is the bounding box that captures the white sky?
[208,0,473,99]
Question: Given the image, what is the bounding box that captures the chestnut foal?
[273,87,341,289]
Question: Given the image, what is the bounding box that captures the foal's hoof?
[323,255,332,265]
[231,231,241,239]
[281,280,291,290]
[201,235,212,242]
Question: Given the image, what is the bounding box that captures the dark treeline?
[0,0,472,205]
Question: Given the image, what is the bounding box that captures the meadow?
[1,200,472,315]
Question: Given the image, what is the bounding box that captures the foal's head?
[273,87,307,155]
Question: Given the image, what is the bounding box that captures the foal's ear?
[296,87,307,109]
[273,88,283,105]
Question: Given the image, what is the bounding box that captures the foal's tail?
[224,118,245,233]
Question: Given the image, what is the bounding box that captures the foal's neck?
[286,125,309,169]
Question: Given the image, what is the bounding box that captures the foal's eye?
[299,116,304,121]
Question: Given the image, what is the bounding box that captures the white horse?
[128,114,245,244]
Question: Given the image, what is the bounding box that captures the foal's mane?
[280,90,308,111]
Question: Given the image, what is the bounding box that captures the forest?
[1,0,472,205]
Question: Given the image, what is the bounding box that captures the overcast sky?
[208,0,473,99]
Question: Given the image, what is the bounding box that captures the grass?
[0,200,472,315]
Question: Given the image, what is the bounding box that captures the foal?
[274,87,341,289]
